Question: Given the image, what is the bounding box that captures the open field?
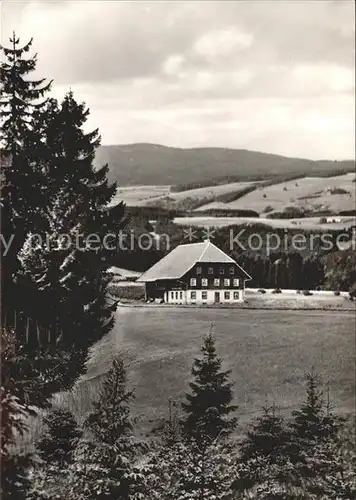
[198,173,355,214]
[110,185,171,206]
[244,289,355,309]
[108,173,355,213]
[173,215,356,231]
[138,181,258,208]
[55,307,355,437]
[109,182,257,208]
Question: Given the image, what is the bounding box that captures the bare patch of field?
[216,173,355,214]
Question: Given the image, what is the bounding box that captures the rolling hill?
[95,143,354,186]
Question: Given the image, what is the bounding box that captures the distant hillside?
[94,143,354,186]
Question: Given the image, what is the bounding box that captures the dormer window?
[229,266,235,275]
[220,267,225,275]
[208,267,214,275]
[196,266,202,275]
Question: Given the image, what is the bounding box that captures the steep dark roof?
[138,240,251,282]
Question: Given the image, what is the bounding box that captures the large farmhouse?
[138,240,251,305]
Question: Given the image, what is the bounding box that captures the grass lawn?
[55,307,355,437]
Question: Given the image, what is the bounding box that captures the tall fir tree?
[16,90,126,386]
[0,33,52,319]
[182,332,237,442]
[1,36,127,416]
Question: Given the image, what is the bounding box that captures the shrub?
[262,206,274,214]
[329,187,349,195]
[271,288,282,294]
[257,289,266,294]
[334,290,341,296]
[303,290,313,296]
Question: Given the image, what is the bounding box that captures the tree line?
[110,218,356,293]
[0,33,129,387]
[0,32,129,492]
[2,329,355,499]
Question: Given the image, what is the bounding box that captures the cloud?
[193,28,254,62]
[1,0,355,159]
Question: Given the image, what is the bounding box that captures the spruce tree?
[68,357,143,499]
[289,372,344,489]
[17,90,126,382]
[0,33,52,319]
[234,405,296,496]
[182,332,237,442]
[37,409,82,464]
[291,372,341,449]
[240,404,290,463]
[83,357,135,444]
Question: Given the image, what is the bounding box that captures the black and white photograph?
[0,1,355,498]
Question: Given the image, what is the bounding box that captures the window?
[220,267,225,275]
[229,266,235,275]
[202,291,208,300]
[201,278,208,287]
[224,278,230,287]
[171,292,174,300]
[233,278,239,287]
[179,291,183,300]
[224,291,230,300]
[208,267,214,274]
[190,278,196,287]
[190,291,196,299]
[175,291,178,299]
[233,291,239,300]
[214,278,220,287]
[196,266,202,275]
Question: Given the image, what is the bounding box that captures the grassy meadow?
[109,173,356,215]
[198,173,356,214]
[110,185,171,206]
[54,307,355,438]
[173,215,356,230]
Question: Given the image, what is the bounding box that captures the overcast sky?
[1,0,355,159]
